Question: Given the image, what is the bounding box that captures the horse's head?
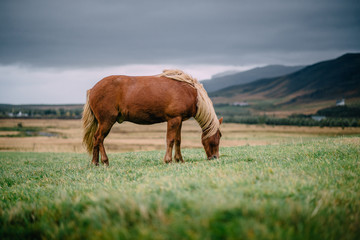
[202,117,223,160]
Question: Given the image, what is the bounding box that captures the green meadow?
[0,137,359,239]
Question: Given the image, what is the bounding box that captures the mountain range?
[209,53,360,105]
[202,65,304,92]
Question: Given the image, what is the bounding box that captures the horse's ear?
[219,117,223,125]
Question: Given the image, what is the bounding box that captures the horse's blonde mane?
[159,69,219,139]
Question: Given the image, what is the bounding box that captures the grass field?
[1,136,360,239]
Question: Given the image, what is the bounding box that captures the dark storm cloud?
[1,0,359,67]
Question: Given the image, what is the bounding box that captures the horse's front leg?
[164,117,182,163]
[174,121,184,163]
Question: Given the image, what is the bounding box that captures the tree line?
[0,105,83,119]
[223,115,359,128]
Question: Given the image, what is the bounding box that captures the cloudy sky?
[1,0,359,104]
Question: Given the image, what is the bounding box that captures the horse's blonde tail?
[82,90,98,154]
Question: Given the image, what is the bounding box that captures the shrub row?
[224,116,360,127]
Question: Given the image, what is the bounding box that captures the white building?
[232,101,249,107]
[336,99,345,106]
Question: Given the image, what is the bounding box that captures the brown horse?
[82,69,222,166]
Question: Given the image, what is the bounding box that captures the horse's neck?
[194,104,218,139]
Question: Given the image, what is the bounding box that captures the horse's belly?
[127,114,165,124]
[121,108,167,125]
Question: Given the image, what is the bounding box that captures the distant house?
[336,99,345,106]
[232,101,249,107]
[311,116,326,121]
[7,111,29,118]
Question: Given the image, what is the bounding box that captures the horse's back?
[89,75,197,124]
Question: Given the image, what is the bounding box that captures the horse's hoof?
[91,161,99,166]
[175,158,184,163]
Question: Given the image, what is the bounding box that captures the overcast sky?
[1,0,359,104]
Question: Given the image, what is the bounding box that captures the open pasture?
[0,137,359,239]
[0,119,360,239]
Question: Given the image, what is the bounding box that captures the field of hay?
[1,119,360,153]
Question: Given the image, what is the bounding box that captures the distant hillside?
[211,70,239,79]
[202,65,304,92]
[210,53,360,105]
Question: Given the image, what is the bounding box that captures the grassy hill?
[1,137,359,239]
[210,53,360,108]
[202,65,304,93]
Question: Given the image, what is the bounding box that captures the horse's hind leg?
[164,117,182,163]
[174,121,184,163]
[93,119,116,166]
